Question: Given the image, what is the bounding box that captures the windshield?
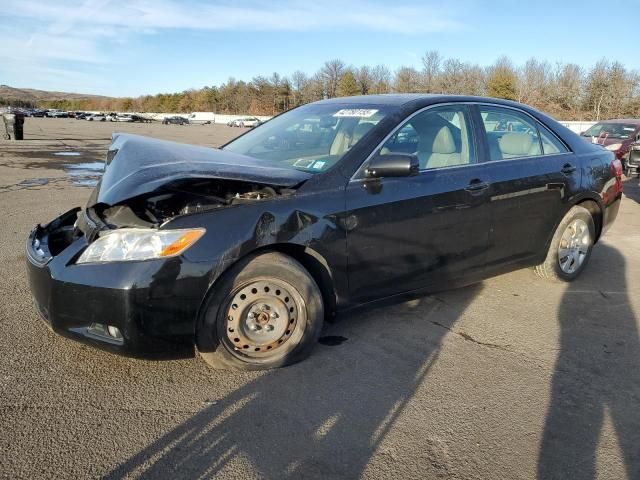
[223,103,395,173]
[582,122,638,139]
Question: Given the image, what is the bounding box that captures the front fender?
[162,191,348,318]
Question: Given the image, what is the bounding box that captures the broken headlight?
[76,228,205,264]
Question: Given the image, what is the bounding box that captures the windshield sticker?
[293,158,315,168]
[624,127,635,131]
[312,161,326,170]
[333,109,378,118]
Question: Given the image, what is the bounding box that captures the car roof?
[312,93,538,108]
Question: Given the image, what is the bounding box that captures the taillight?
[611,158,623,194]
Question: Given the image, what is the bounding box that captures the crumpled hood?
[87,133,311,206]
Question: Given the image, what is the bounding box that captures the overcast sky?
[0,0,635,97]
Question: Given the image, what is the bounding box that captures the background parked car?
[48,110,69,118]
[231,117,261,128]
[188,113,211,124]
[623,135,640,177]
[130,114,152,123]
[87,113,106,122]
[580,119,640,167]
[113,114,134,122]
[162,116,189,125]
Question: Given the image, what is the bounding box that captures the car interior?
[381,109,471,169]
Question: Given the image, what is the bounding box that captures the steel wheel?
[222,279,303,359]
[557,218,591,274]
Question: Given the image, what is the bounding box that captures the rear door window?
[538,124,569,154]
[479,106,542,161]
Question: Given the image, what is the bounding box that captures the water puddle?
[63,161,104,187]
[53,152,82,156]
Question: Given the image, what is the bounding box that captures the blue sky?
[0,0,636,97]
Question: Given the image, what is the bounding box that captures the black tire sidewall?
[197,252,324,370]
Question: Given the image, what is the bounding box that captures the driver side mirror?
[365,153,419,178]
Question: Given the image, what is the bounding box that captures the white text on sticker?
[333,109,378,118]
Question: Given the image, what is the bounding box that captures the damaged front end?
[78,178,295,241]
[78,133,309,239]
[25,133,311,354]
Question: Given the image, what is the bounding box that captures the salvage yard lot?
[1,118,640,479]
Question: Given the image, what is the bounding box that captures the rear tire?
[196,252,324,370]
[534,205,595,282]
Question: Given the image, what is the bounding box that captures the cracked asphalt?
[1,118,640,479]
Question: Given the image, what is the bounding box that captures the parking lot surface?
[1,118,640,479]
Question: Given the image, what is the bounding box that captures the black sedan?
[26,95,622,370]
[162,116,189,125]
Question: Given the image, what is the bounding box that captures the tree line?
[38,51,640,121]
[0,97,37,108]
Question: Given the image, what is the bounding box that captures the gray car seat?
[418,125,462,169]
[498,132,541,159]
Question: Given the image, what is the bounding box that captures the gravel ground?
[1,118,640,479]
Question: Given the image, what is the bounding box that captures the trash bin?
[1,113,24,140]
[14,112,24,140]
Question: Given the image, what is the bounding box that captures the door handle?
[561,163,577,175]
[465,179,490,193]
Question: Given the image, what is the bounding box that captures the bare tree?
[517,58,552,108]
[33,55,640,121]
[438,58,465,94]
[355,66,373,95]
[291,70,308,106]
[320,59,346,98]
[460,64,486,96]
[608,61,634,119]
[548,63,583,119]
[370,65,392,94]
[583,59,610,120]
[394,66,421,93]
[421,50,442,93]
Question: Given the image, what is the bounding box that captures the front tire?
[534,205,595,282]
[196,252,324,370]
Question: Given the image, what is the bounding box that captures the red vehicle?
[581,119,640,168]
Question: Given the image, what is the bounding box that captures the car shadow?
[622,176,640,204]
[538,244,640,479]
[104,283,483,479]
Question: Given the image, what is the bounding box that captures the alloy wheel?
[557,218,591,274]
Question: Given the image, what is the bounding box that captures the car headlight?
[605,143,622,151]
[77,228,205,264]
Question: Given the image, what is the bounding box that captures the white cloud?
[2,0,461,35]
[0,0,462,92]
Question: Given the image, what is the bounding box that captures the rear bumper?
[26,209,212,357]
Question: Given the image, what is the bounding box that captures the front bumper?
[26,208,212,356]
